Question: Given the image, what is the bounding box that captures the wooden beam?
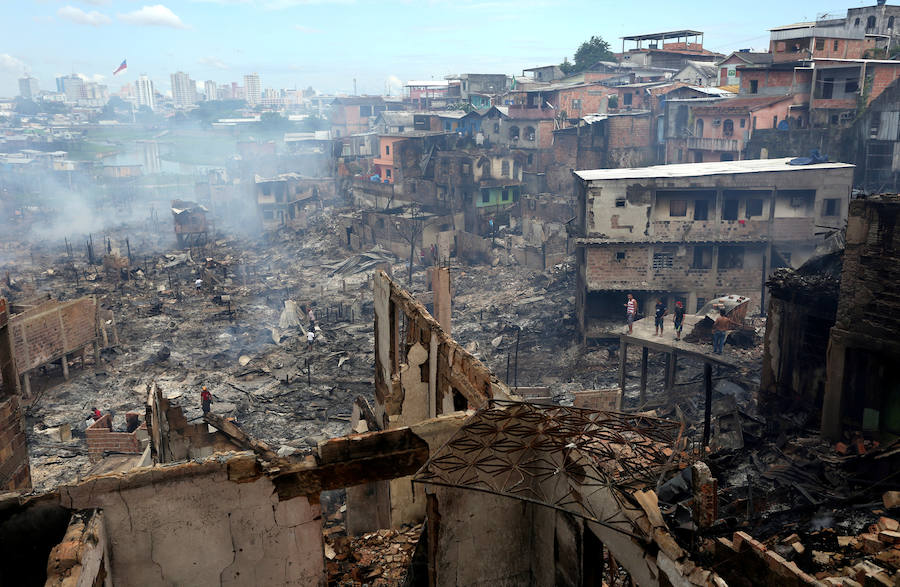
[203,413,279,462]
[272,427,429,500]
[619,340,628,392]
[639,346,649,403]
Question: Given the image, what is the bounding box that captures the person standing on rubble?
[712,309,739,355]
[654,298,667,336]
[306,305,317,331]
[194,277,203,292]
[201,386,212,414]
[307,329,315,349]
[625,293,637,334]
[673,301,686,341]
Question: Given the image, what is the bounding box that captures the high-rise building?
[56,75,85,103]
[170,71,196,108]
[243,73,261,105]
[136,75,156,111]
[204,80,217,101]
[17,76,39,100]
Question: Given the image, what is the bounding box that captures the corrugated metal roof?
[575,158,854,181]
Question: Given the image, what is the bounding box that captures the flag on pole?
[113,59,127,76]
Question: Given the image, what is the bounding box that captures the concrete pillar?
[618,340,628,392]
[22,373,31,397]
[61,355,69,380]
[639,346,649,403]
[93,341,100,368]
[430,267,451,336]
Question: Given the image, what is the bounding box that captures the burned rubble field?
[7,212,628,490]
[11,210,896,584]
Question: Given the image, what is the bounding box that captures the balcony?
[686,137,740,152]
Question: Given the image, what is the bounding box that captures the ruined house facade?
[822,194,900,439]
[254,173,331,232]
[573,158,854,340]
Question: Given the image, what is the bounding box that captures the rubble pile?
[325,524,423,586]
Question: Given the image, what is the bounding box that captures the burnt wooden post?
[618,340,628,391]
[702,362,713,447]
[639,346,649,403]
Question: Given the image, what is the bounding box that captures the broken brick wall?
[761,279,837,421]
[822,195,900,439]
[9,296,98,376]
[0,394,30,490]
[145,383,241,464]
[57,453,324,587]
[85,414,146,463]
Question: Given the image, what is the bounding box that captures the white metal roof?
[575,158,855,181]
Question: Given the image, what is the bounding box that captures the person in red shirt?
[91,407,102,421]
[201,386,212,414]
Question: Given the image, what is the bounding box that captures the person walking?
[673,301,685,341]
[625,293,637,334]
[306,305,317,331]
[654,298,667,336]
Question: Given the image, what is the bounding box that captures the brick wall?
[0,394,31,490]
[867,64,900,106]
[10,297,97,374]
[85,414,144,462]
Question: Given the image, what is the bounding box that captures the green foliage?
[559,36,615,75]
[608,94,618,109]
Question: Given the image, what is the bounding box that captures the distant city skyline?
[0,0,882,98]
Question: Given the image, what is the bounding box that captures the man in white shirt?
[625,293,637,334]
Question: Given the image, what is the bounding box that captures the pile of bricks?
[325,524,422,586]
[0,394,31,490]
[85,413,145,462]
[711,494,900,587]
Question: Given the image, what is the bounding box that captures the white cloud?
[293,24,322,33]
[57,5,112,26]
[0,54,26,74]
[75,0,111,5]
[198,57,229,70]
[118,5,189,29]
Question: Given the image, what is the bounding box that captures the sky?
[0,0,878,98]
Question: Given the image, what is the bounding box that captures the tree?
[393,203,434,286]
[559,35,615,75]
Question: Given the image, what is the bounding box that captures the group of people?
[625,294,687,340]
[625,294,738,354]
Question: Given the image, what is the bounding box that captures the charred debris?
[0,148,899,584]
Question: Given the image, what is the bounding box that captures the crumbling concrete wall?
[145,384,240,464]
[374,270,510,429]
[57,454,325,587]
[428,487,584,586]
[0,394,31,490]
[45,510,111,587]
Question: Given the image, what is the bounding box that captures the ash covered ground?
[5,202,757,491]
